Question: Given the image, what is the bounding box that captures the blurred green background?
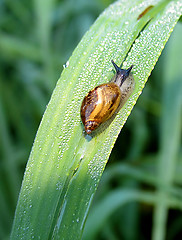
[0,0,181,239]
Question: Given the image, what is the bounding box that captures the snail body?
[81,60,135,134]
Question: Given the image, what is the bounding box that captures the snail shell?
[80,60,135,134]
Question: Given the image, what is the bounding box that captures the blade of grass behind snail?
[11,0,182,239]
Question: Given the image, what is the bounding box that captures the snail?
[80,60,135,134]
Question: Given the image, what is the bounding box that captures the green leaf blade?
[11,0,182,239]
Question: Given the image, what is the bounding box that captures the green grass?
[0,0,182,240]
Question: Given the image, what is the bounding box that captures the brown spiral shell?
[80,60,134,134]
